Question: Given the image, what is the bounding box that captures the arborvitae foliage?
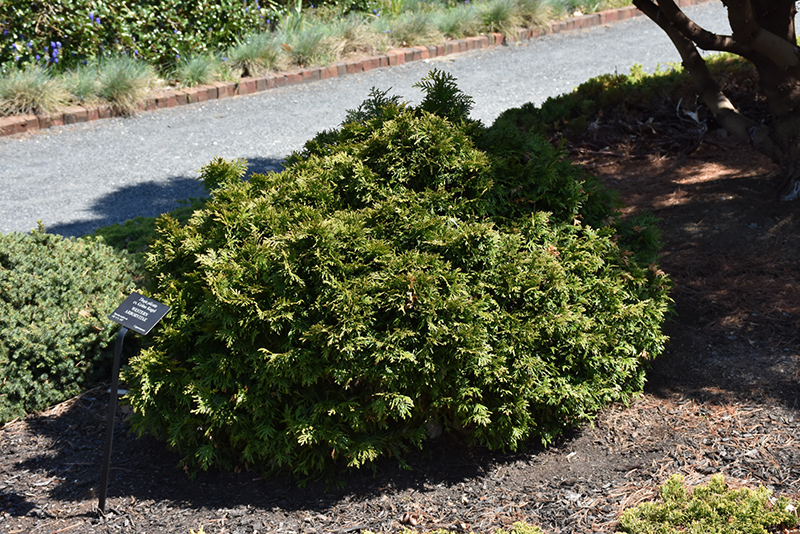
[125,71,672,480]
[0,227,137,423]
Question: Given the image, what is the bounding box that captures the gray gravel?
[0,2,729,237]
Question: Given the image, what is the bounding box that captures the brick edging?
[0,0,711,138]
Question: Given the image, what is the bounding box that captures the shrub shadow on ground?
[588,140,800,411]
[5,387,551,520]
[44,156,284,238]
[45,178,208,238]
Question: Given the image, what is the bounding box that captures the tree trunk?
[633,0,800,200]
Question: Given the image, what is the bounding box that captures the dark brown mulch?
[1,115,799,534]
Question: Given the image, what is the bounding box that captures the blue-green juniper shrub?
[0,226,137,423]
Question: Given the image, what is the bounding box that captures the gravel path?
[0,2,728,237]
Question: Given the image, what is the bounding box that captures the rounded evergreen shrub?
[0,227,137,423]
[125,71,671,479]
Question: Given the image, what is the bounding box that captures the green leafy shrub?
[0,0,274,72]
[125,71,671,479]
[620,474,800,534]
[0,227,137,423]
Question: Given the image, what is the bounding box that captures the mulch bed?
[1,111,799,534]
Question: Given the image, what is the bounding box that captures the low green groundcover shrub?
[125,71,671,479]
[620,474,800,534]
[0,227,137,423]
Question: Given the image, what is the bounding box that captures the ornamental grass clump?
[0,65,68,116]
[173,54,226,87]
[226,33,284,78]
[96,55,157,115]
[125,71,671,480]
[0,227,137,423]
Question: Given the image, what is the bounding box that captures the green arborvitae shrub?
[125,71,671,479]
[620,474,800,534]
[0,227,137,423]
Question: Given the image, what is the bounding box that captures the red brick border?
[0,0,711,137]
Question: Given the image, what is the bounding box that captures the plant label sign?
[108,292,170,335]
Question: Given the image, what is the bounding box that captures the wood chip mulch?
[1,116,799,534]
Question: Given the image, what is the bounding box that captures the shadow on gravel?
[46,177,207,238]
[41,157,288,237]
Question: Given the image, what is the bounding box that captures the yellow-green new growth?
[620,474,800,534]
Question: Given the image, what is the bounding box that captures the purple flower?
[89,12,94,21]
[35,54,41,60]
[57,41,62,48]
[26,41,33,48]
[11,43,17,51]
[97,18,101,25]
[54,58,58,63]
[50,41,56,48]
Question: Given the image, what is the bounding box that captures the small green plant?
[415,68,475,122]
[0,226,137,423]
[96,55,157,115]
[0,65,68,116]
[125,72,670,480]
[619,474,800,534]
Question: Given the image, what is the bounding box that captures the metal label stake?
[99,292,170,514]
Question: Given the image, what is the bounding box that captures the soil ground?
[1,104,799,534]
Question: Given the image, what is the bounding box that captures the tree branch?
[656,0,750,56]
[724,0,800,68]
[633,0,782,162]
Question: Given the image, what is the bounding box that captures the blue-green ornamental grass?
[124,71,671,480]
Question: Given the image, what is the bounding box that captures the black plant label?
[108,292,170,335]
